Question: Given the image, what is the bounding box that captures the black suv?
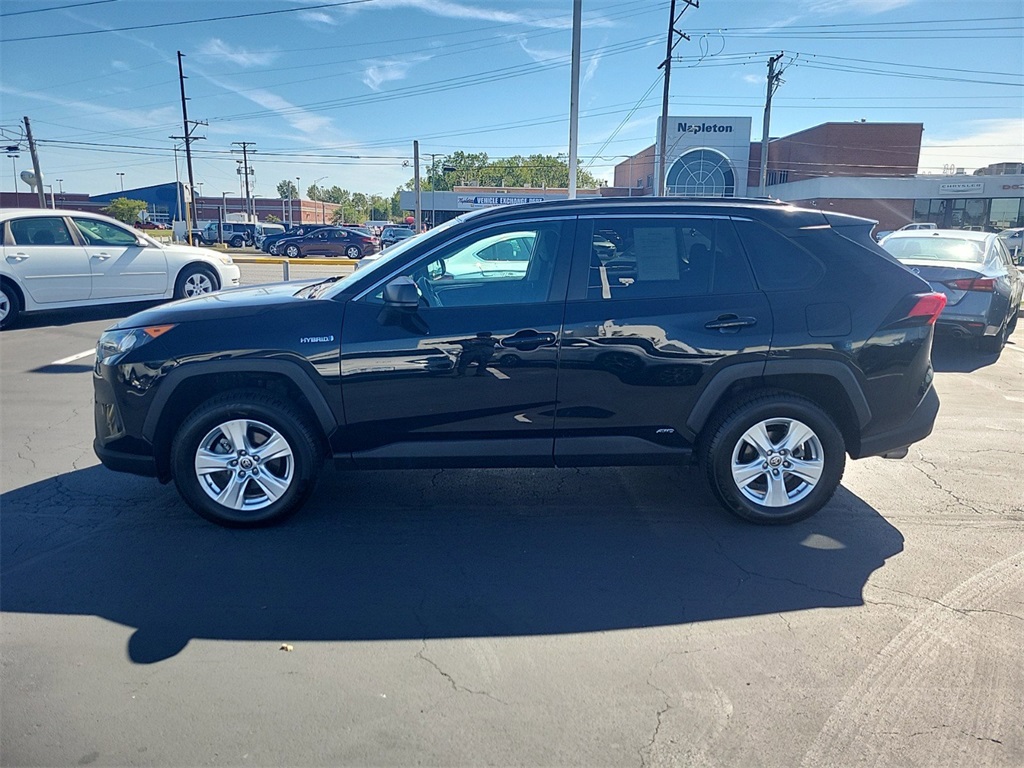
[94,198,945,527]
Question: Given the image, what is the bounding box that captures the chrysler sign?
[938,181,985,196]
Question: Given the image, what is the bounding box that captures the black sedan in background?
[277,226,380,259]
[262,225,331,255]
[380,226,415,248]
[880,229,1023,354]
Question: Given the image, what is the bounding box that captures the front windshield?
[318,213,477,299]
[882,236,986,264]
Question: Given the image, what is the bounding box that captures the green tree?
[103,197,148,224]
[414,151,604,191]
[276,180,298,199]
[265,214,281,223]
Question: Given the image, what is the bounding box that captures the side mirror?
[383,276,420,309]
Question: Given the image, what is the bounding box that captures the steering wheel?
[415,276,442,308]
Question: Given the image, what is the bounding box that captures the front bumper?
[94,439,158,477]
[856,386,940,459]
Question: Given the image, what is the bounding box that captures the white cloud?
[919,119,1024,174]
[299,10,337,25]
[742,73,762,85]
[362,55,431,91]
[583,50,602,87]
[803,0,915,14]
[198,39,277,68]
[513,34,564,64]
[324,0,613,30]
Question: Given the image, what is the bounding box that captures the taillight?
[907,292,947,325]
[944,277,995,292]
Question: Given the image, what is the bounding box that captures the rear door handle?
[8,252,29,261]
[501,331,557,350]
[705,314,758,332]
[92,252,111,260]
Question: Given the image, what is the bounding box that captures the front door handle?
[7,252,30,261]
[92,253,111,260]
[500,330,557,351]
[705,314,757,332]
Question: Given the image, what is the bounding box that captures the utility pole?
[175,52,206,243]
[232,142,256,220]
[656,0,699,196]
[567,0,582,199]
[413,141,422,231]
[759,52,786,197]
[22,116,45,208]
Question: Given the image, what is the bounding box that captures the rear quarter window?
[733,219,824,291]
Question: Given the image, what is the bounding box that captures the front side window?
[368,222,564,307]
[9,216,75,246]
[581,217,755,300]
[73,218,139,247]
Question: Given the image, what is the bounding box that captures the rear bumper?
[855,386,940,459]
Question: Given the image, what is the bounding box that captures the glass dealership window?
[990,198,1022,229]
[665,149,736,197]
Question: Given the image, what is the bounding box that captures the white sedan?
[0,208,240,329]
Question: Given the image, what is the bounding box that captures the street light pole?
[295,177,301,223]
[116,172,125,192]
[313,176,326,223]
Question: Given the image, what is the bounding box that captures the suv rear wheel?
[170,391,322,527]
[701,392,845,524]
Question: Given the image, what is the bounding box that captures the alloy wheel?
[194,418,295,512]
[730,417,824,508]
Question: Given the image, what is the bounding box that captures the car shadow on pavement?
[1,465,904,665]
[930,338,1005,373]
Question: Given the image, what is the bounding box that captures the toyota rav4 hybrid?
[94,198,946,528]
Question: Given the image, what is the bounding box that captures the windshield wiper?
[298,274,344,299]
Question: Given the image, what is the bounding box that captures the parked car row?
[878,228,1022,353]
[0,208,240,329]
[257,224,383,259]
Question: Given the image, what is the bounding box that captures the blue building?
[90,182,187,224]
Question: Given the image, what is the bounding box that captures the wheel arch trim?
[685,359,872,437]
[141,359,339,443]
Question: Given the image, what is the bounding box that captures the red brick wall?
[765,123,923,183]
[614,145,656,193]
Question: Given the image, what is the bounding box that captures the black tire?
[978,319,1009,354]
[174,264,219,299]
[170,390,323,527]
[700,392,845,525]
[230,236,245,248]
[0,280,22,330]
[344,245,362,260]
[284,244,302,259]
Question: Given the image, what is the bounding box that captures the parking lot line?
[52,349,95,365]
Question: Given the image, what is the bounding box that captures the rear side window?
[580,217,756,300]
[9,216,75,246]
[734,219,824,291]
[73,218,138,247]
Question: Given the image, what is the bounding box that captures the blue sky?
[1,0,1021,199]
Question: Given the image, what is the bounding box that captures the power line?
[1,0,378,43]
[0,0,118,18]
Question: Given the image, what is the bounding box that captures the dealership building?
[611,118,1024,232]
[397,119,1022,232]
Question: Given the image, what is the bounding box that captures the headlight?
[217,255,234,265]
[97,325,175,364]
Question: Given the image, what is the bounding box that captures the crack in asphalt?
[874,586,1024,623]
[640,652,677,768]
[414,641,506,705]
[911,452,1002,516]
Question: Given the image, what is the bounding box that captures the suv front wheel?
[171,391,322,527]
[701,392,845,524]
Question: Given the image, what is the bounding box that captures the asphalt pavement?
[1,290,1021,767]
